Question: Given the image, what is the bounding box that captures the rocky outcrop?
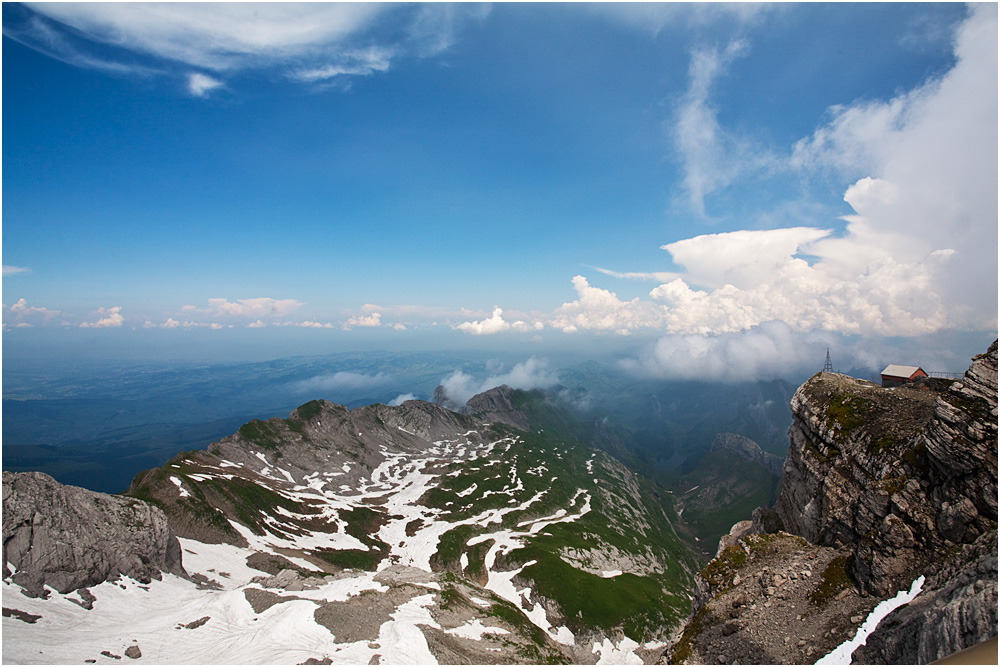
[852,530,997,664]
[3,471,185,598]
[463,385,531,431]
[773,341,997,597]
[673,341,998,664]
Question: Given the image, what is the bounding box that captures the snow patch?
[170,476,190,498]
[446,618,510,640]
[593,637,643,664]
[815,575,926,665]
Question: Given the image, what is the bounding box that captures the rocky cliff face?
[669,341,998,664]
[2,471,185,598]
[775,342,997,596]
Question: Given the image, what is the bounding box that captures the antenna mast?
[822,348,834,373]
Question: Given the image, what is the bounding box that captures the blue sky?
[2,2,997,378]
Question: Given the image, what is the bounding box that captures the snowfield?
[3,430,652,665]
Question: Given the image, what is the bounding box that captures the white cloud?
[454,307,511,335]
[247,319,266,329]
[80,306,124,328]
[622,321,828,382]
[4,298,60,320]
[343,311,382,330]
[187,72,222,97]
[291,46,393,82]
[2,298,61,330]
[291,371,390,395]
[549,276,664,335]
[2,265,31,276]
[672,39,776,218]
[11,3,487,91]
[20,2,389,71]
[555,5,997,340]
[182,297,303,319]
[388,393,417,406]
[661,227,831,290]
[437,357,560,407]
[591,266,681,283]
[588,3,777,36]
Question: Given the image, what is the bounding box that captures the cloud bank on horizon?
[2,3,996,379]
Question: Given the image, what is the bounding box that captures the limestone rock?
[852,531,998,664]
[3,471,185,598]
[677,341,998,664]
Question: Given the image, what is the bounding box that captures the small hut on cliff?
[880,364,928,388]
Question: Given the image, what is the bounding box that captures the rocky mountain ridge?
[669,340,998,664]
[4,386,698,664]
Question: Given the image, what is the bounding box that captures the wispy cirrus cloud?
[6,3,488,95]
[672,39,778,219]
[2,265,31,277]
[588,2,777,36]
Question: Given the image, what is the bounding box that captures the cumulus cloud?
[549,276,664,335]
[7,3,487,92]
[2,298,61,328]
[437,358,560,407]
[343,311,382,330]
[80,306,124,328]
[143,317,227,329]
[455,307,510,335]
[453,307,544,336]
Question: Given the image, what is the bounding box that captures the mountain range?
[3,386,699,663]
[3,342,996,664]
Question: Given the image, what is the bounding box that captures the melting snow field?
[814,576,926,665]
[3,432,649,665]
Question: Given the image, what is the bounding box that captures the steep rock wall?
[774,341,997,596]
[672,341,998,664]
[3,471,185,598]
